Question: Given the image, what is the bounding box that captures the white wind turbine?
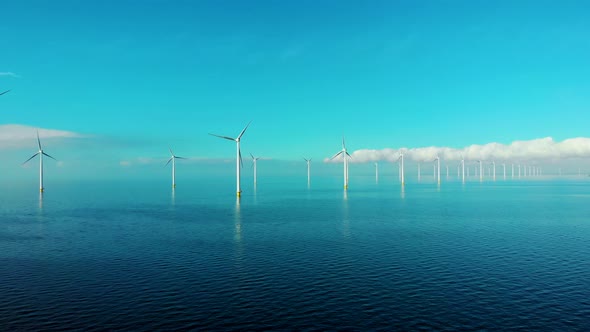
[250,153,261,185]
[22,131,57,193]
[478,160,483,182]
[330,137,352,190]
[418,162,421,181]
[461,155,465,183]
[398,152,405,186]
[374,162,379,183]
[434,155,441,184]
[502,163,506,180]
[165,147,186,188]
[491,161,496,181]
[304,157,312,185]
[209,121,251,197]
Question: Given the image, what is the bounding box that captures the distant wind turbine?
[250,153,261,185]
[434,155,441,184]
[165,147,186,188]
[478,160,483,182]
[209,121,251,197]
[304,157,312,185]
[502,163,506,180]
[22,131,57,192]
[398,152,405,186]
[418,163,421,181]
[374,162,379,183]
[330,137,352,190]
[491,161,496,181]
[461,155,465,183]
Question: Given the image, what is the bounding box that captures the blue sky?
[2,0,590,181]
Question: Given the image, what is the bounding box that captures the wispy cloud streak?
[0,72,20,78]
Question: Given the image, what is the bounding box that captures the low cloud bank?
[326,137,590,163]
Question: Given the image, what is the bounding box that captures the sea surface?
[1,176,590,330]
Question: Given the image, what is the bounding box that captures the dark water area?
[1,177,590,330]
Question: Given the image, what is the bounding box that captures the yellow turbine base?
[172,184,176,188]
[344,185,348,190]
[237,192,241,197]
[40,188,44,193]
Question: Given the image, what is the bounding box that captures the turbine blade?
[37,131,42,150]
[22,152,40,165]
[346,152,352,158]
[175,156,187,159]
[250,152,254,160]
[239,149,243,168]
[209,133,235,141]
[165,157,173,167]
[303,157,308,162]
[0,90,10,96]
[42,152,57,161]
[330,151,343,160]
[169,147,174,156]
[342,136,346,149]
[237,121,252,140]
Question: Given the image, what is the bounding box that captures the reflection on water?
[400,185,405,199]
[342,190,350,238]
[234,197,242,243]
[38,191,44,210]
[170,188,176,207]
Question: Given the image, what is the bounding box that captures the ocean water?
[1,176,590,330]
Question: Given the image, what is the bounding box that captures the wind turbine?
[398,152,405,186]
[209,121,251,197]
[461,155,465,183]
[502,163,506,180]
[374,162,379,183]
[330,137,352,190]
[165,147,186,188]
[434,155,440,184]
[22,131,57,192]
[0,90,10,96]
[511,163,514,179]
[304,158,312,185]
[478,160,483,182]
[250,153,261,185]
[418,162,421,181]
[491,161,496,181]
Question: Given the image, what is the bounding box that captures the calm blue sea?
[1,176,590,330]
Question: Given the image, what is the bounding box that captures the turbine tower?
[330,137,352,190]
[398,152,405,186]
[209,121,251,197]
[165,147,186,189]
[434,155,441,184]
[478,160,483,182]
[251,153,261,185]
[418,163,421,181]
[502,163,506,180]
[304,158,312,185]
[461,155,465,183]
[22,131,57,192]
[375,162,379,183]
[491,161,496,181]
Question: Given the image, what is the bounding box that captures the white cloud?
[0,124,83,149]
[325,137,590,163]
[0,72,19,78]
